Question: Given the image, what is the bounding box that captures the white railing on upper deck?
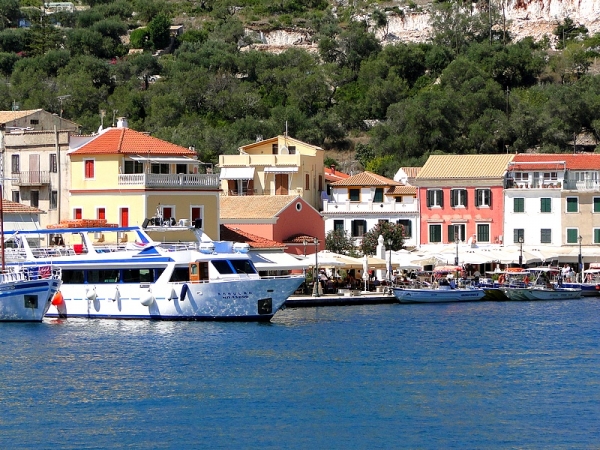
[118,173,221,189]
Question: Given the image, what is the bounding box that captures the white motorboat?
[0,266,62,322]
[4,226,303,321]
[393,285,487,303]
[502,267,581,301]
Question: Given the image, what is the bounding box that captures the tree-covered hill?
[2,0,600,176]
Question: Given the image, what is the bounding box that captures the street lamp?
[578,235,583,278]
[518,236,523,268]
[312,238,320,297]
[454,225,459,266]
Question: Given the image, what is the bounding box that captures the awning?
[250,251,308,270]
[130,156,199,164]
[220,167,255,180]
[264,166,298,174]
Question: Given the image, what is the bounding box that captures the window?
[11,155,19,173]
[541,229,552,244]
[30,119,39,125]
[477,224,490,243]
[49,154,57,173]
[594,197,600,213]
[50,191,57,210]
[426,189,443,207]
[84,159,94,179]
[271,144,278,154]
[74,208,82,219]
[334,220,344,232]
[513,229,524,243]
[543,172,558,181]
[566,197,579,213]
[351,219,366,237]
[450,189,467,207]
[30,191,39,208]
[150,163,169,174]
[513,172,527,182]
[594,228,600,244]
[540,198,551,213]
[475,189,491,207]
[305,174,310,190]
[288,146,296,154]
[373,188,384,203]
[429,224,442,243]
[448,224,465,242]
[349,189,360,202]
[11,191,19,203]
[566,228,579,244]
[513,198,524,213]
[175,164,187,174]
[97,207,106,220]
[397,219,412,238]
[191,206,203,227]
[124,161,144,174]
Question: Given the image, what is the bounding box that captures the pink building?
[414,154,515,246]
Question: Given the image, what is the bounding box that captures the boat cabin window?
[230,259,257,275]
[212,260,235,275]
[170,267,189,282]
[88,269,120,283]
[121,268,154,283]
[62,270,85,284]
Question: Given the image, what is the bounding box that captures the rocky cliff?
[246,0,600,52]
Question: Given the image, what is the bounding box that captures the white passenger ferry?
[4,226,303,321]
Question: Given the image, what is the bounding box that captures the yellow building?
[218,135,325,211]
[68,119,221,241]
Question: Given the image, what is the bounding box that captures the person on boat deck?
[448,275,456,289]
[497,274,505,284]
[537,272,548,285]
[524,275,530,285]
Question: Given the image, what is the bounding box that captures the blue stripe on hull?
[44,313,274,322]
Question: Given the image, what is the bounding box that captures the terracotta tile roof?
[510,153,600,171]
[286,234,317,243]
[220,225,284,248]
[416,154,515,179]
[386,185,417,195]
[331,171,401,187]
[69,127,196,156]
[401,167,421,178]
[2,199,44,214]
[325,167,350,182]
[0,109,43,123]
[220,195,302,219]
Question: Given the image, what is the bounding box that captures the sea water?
[1,300,600,449]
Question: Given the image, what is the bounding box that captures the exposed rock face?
[245,0,600,51]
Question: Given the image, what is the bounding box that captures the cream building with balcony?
[67,119,221,240]
[322,171,418,247]
[0,109,80,228]
[218,135,325,211]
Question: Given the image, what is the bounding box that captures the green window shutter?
[594,198,600,213]
[514,198,524,213]
[566,197,578,213]
[566,229,578,243]
[540,198,551,213]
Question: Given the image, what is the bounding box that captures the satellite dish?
[280,146,289,154]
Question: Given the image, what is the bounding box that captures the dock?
[285,291,397,307]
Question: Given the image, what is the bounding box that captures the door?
[120,207,129,227]
[29,154,40,184]
[275,174,288,195]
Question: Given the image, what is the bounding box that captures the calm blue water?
[1,300,600,449]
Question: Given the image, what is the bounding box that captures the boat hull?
[45,276,303,321]
[0,278,61,322]
[393,287,487,304]
[503,287,582,301]
[560,282,600,297]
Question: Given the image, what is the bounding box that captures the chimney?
[116,117,128,128]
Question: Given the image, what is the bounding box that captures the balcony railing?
[118,173,221,189]
[563,180,600,191]
[12,171,51,186]
[322,200,418,213]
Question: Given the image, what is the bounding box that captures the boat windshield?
[212,259,257,275]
